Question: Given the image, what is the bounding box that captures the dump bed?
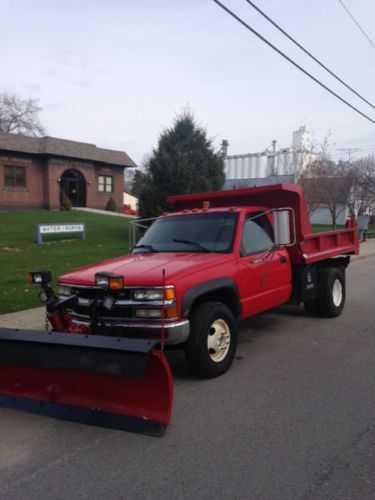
[167,184,359,264]
[299,220,359,264]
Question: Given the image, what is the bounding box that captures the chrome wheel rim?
[332,279,343,307]
[207,319,231,363]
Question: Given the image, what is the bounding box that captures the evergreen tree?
[138,110,225,218]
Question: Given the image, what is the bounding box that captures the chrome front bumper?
[72,318,190,345]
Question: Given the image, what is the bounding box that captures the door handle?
[250,257,265,264]
[279,256,287,264]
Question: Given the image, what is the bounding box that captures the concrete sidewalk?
[353,238,375,260]
[72,207,136,218]
[0,240,374,331]
[0,306,45,330]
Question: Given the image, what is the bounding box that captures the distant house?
[0,132,136,210]
[123,191,138,215]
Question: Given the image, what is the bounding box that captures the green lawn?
[312,223,375,233]
[0,210,132,314]
[311,224,344,233]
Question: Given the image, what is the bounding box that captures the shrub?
[60,195,72,211]
[105,196,117,212]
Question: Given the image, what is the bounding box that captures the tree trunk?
[330,205,337,229]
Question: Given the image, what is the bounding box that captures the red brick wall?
[0,155,44,210]
[47,159,124,211]
[94,165,124,211]
[0,154,125,211]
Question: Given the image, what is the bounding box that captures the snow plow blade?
[0,328,173,436]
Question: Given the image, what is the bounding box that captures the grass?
[311,224,344,233]
[312,223,375,233]
[0,210,132,314]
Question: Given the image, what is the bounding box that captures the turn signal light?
[108,277,124,290]
[164,288,175,300]
[164,306,178,319]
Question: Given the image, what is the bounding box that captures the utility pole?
[271,140,277,175]
[337,147,361,161]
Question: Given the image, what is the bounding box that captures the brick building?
[0,132,136,210]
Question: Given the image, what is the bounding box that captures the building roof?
[0,132,137,168]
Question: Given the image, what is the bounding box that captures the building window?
[98,175,113,193]
[4,166,27,187]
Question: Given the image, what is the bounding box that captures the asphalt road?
[0,256,374,500]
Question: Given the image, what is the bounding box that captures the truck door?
[238,212,292,318]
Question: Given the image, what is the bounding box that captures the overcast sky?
[1,0,374,165]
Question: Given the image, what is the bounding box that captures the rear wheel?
[304,267,345,318]
[185,302,238,378]
[304,299,319,316]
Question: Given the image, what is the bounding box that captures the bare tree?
[348,155,375,215]
[298,171,321,217]
[297,134,333,218]
[298,135,353,228]
[0,93,45,136]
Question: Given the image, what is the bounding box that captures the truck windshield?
[132,212,238,253]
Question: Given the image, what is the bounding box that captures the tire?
[316,267,345,317]
[185,301,238,378]
[304,299,319,316]
[304,267,345,318]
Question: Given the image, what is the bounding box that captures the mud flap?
[0,329,173,436]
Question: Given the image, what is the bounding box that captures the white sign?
[39,224,84,234]
[36,223,85,244]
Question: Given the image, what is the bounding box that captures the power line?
[211,0,375,125]
[337,147,361,161]
[338,0,375,50]
[244,0,375,109]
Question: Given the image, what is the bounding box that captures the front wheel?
[185,302,238,378]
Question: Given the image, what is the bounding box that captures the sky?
[1,0,374,166]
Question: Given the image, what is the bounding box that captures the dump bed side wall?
[299,218,359,264]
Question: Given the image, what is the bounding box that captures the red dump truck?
[0,184,359,434]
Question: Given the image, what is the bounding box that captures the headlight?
[133,289,164,301]
[28,270,52,285]
[135,309,162,318]
[95,272,124,290]
[56,284,72,296]
[133,287,175,301]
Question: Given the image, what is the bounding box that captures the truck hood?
[58,252,231,287]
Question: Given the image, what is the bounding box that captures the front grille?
[71,287,132,301]
[73,304,134,320]
[68,286,134,321]
[61,285,174,325]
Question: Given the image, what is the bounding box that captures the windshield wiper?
[133,244,158,253]
[173,239,211,253]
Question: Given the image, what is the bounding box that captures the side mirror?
[273,209,293,246]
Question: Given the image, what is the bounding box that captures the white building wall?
[123,192,138,211]
[224,127,314,181]
[310,204,348,226]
